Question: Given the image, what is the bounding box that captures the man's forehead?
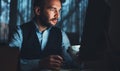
[45,0,62,8]
[34,0,61,6]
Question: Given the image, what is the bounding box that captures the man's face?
[39,0,61,27]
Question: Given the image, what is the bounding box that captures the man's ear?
[34,7,41,15]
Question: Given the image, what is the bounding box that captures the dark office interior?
[0,0,120,71]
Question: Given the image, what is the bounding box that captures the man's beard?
[38,13,58,27]
[39,15,51,27]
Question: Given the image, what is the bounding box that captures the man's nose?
[54,11,60,18]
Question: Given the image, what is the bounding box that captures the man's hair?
[33,0,63,8]
[33,0,44,8]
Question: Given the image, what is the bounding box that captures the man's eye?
[50,8,55,11]
[59,9,61,13]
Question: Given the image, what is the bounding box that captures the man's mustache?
[51,18,58,21]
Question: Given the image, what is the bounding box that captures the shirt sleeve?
[20,59,40,71]
[61,31,79,68]
[9,26,23,50]
[61,31,71,50]
[61,31,73,67]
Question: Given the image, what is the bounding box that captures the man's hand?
[39,55,63,70]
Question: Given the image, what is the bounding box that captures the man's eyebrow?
[47,6,61,11]
[47,6,52,8]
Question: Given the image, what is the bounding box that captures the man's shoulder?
[20,21,33,28]
[50,26,62,33]
[52,26,61,29]
[20,20,35,31]
[52,26,67,34]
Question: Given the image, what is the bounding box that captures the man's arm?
[61,31,77,68]
[62,31,80,68]
[61,31,71,50]
[9,26,22,49]
[9,26,41,71]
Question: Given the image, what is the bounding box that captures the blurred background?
[0,0,89,45]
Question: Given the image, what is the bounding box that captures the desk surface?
[0,46,19,71]
[40,69,102,71]
[40,69,79,71]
